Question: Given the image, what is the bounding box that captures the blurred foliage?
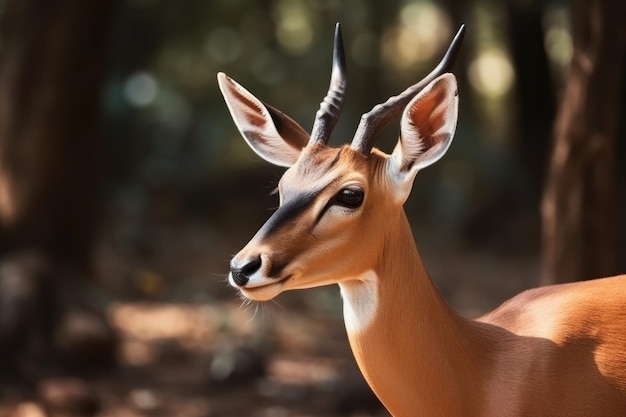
[100,0,580,252]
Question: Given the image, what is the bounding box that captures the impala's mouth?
[238,275,292,301]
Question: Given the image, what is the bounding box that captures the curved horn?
[351,24,465,155]
[309,23,347,146]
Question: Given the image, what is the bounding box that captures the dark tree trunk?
[0,0,118,378]
[541,0,626,284]
[0,0,112,263]
[505,0,556,196]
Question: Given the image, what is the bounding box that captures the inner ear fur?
[392,73,459,176]
[217,72,310,167]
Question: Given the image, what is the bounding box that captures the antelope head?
[219,24,464,302]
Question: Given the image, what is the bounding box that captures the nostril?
[230,256,262,287]
[242,256,262,276]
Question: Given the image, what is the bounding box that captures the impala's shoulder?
[479,274,626,338]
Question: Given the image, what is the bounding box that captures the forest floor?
[0,223,540,417]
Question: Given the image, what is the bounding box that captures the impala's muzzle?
[230,255,262,287]
[229,250,294,301]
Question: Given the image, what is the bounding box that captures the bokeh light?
[273,0,314,55]
[468,49,515,98]
[123,71,159,108]
[382,1,451,70]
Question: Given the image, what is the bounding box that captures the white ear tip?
[217,72,231,89]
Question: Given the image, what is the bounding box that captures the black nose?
[230,256,262,286]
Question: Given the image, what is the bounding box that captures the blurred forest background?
[0,0,624,416]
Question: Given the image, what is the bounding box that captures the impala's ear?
[388,73,458,199]
[217,72,310,167]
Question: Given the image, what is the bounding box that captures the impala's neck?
[339,211,488,416]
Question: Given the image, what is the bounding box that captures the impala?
[218,24,626,416]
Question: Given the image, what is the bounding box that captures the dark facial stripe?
[268,260,288,279]
[257,190,320,238]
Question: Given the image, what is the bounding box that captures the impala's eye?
[336,187,364,208]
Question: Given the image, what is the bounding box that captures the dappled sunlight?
[544,26,572,67]
[382,2,452,70]
[268,355,341,386]
[0,174,16,224]
[109,302,255,353]
[123,72,159,108]
[543,7,572,69]
[273,0,314,55]
[0,403,46,417]
[468,48,515,98]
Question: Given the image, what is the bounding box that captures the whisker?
[257,302,273,322]
[270,298,286,312]
[213,271,231,285]
[237,291,253,309]
[253,303,261,321]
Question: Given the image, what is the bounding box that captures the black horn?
[309,23,347,146]
[351,24,465,155]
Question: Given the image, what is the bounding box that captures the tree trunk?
[541,0,626,284]
[0,0,118,377]
[0,0,114,263]
[506,0,556,197]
